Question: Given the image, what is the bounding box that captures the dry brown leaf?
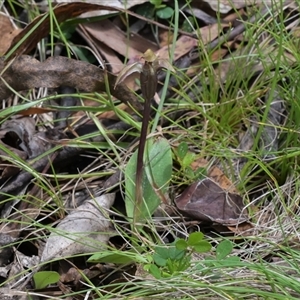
[0,55,141,111]
[156,35,198,62]
[208,165,239,194]
[6,2,175,60]
[78,23,123,74]
[5,3,127,58]
[54,0,149,18]
[0,12,21,56]
[0,117,58,158]
[175,177,248,225]
[41,193,115,262]
[82,19,158,60]
[227,222,254,235]
[191,157,238,193]
[177,156,248,225]
[155,22,228,64]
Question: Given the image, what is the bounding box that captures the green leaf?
[148,264,162,279]
[182,152,195,168]
[136,3,155,18]
[150,0,163,7]
[156,7,174,19]
[193,241,212,253]
[125,137,172,222]
[176,142,188,161]
[193,167,206,180]
[181,16,195,33]
[166,258,176,274]
[168,246,185,260]
[177,255,191,271]
[153,253,167,267]
[33,271,60,290]
[154,246,170,259]
[88,252,145,265]
[187,232,204,246]
[216,240,233,260]
[185,166,195,179]
[221,256,240,265]
[175,239,188,250]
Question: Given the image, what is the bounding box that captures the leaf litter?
[0,0,299,298]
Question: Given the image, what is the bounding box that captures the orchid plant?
[114,49,175,223]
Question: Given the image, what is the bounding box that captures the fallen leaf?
[0,12,21,56]
[41,193,116,262]
[227,222,254,235]
[0,117,55,158]
[175,178,248,226]
[82,19,158,59]
[0,55,141,111]
[208,165,239,194]
[5,3,120,58]
[5,2,158,59]
[55,0,149,18]
[156,35,198,62]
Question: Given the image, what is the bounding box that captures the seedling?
[144,232,212,279]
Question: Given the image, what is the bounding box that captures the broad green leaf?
[193,241,212,253]
[216,240,233,260]
[175,239,188,250]
[187,232,204,246]
[136,3,155,18]
[153,253,167,267]
[156,7,174,19]
[154,246,170,259]
[125,137,172,222]
[33,271,60,290]
[150,0,162,7]
[168,246,185,260]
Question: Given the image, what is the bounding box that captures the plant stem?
[134,95,152,222]
[134,61,157,224]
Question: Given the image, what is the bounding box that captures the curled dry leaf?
[0,117,59,159]
[175,178,248,226]
[41,193,116,262]
[49,0,149,18]
[0,55,141,111]
[5,3,122,58]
